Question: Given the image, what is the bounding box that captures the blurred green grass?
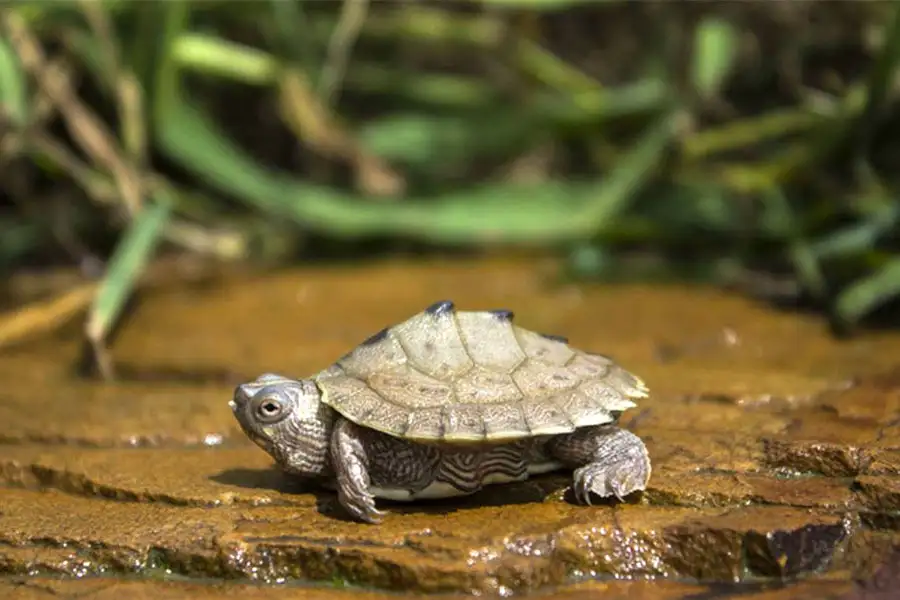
[2,0,900,369]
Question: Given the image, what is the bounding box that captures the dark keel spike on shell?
[361,327,389,346]
[539,333,569,344]
[489,309,514,322]
[425,300,455,317]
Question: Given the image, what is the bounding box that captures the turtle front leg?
[547,425,651,504]
[330,418,385,523]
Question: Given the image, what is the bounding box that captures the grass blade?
[810,201,899,260]
[358,111,538,169]
[85,193,173,380]
[0,34,28,126]
[575,109,680,231]
[691,17,738,100]
[157,93,677,242]
[834,258,900,327]
[172,32,278,86]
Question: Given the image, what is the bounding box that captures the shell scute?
[455,311,526,372]
[567,353,613,379]
[317,371,378,422]
[481,403,530,440]
[442,404,486,440]
[511,360,581,398]
[405,406,444,439]
[453,366,521,405]
[359,399,411,437]
[578,379,638,413]
[392,310,473,380]
[554,388,616,427]
[521,399,575,436]
[514,328,575,366]
[609,367,650,398]
[366,364,454,408]
[338,330,407,378]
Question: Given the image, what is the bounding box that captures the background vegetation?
[2,0,900,376]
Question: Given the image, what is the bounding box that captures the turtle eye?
[254,396,287,423]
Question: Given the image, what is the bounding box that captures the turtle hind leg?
[546,425,651,505]
[330,418,385,523]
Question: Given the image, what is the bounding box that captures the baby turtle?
[230,300,651,523]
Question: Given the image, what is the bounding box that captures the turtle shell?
[314,300,648,444]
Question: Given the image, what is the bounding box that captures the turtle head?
[230,373,335,479]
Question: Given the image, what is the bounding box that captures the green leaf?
[476,0,619,10]
[358,111,538,169]
[835,258,900,326]
[810,201,900,260]
[152,0,190,124]
[86,194,173,350]
[0,35,28,127]
[155,94,678,243]
[172,33,278,86]
[691,17,738,100]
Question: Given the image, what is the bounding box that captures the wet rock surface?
[0,576,870,600]
[1,258,900,599]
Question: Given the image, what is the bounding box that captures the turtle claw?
[609,471,639,501]
[339,488,385,524]
[573,465,597,505]
[572,457,648,505]
[573,463,614,504]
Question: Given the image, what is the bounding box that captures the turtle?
[229,300,651,523]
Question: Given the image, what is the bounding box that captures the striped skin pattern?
[331,416,649,521]
[354,420,561,500]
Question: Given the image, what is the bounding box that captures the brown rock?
[854,475,900,512]
[0,576,864,600]
[0,485,856,593]
[2,258,900,596]
[0,445,304,507]
[648,471,857,510]
[762,439,875,477]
